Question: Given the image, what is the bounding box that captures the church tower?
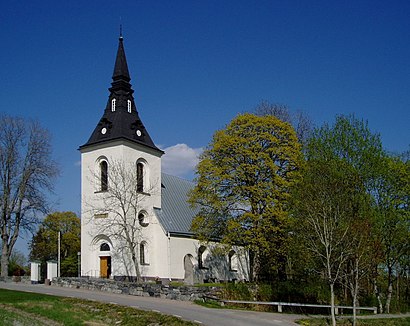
[79,35,163,279]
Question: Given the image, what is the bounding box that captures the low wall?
[0,276,31,284]
[52,277,220,302]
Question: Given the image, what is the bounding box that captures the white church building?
[79,35,248,283]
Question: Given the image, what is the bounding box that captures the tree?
[0,115,58,277]
[8,249,28,276]
[85,159,156,282]
[29,211,80,277]
[254,101,313,147]
[293,114,385,326]
[294,159,360,326]
[189,113,302,281]
[372,154,410,313]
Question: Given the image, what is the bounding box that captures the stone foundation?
[52,277,220,302]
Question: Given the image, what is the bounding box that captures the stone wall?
[52,277,220,302]
[0,276,31,284]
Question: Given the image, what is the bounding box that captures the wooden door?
[100,257,108,278]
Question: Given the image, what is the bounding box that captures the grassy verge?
[0,288,195,325]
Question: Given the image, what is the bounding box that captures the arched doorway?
[99,242,111,278]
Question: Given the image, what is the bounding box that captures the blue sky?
[1,1,409,252]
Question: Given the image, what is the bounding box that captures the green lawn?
[0,288,196,325]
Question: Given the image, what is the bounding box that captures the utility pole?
[58,231,61,277]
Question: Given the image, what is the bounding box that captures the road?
[0,282,302,326]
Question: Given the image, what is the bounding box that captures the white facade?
[80,138,249,282]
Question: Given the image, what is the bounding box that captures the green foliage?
[7,250,28,276]
[29,211,80,277]
[190,113,302,280]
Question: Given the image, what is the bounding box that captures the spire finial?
[119,24,123,40]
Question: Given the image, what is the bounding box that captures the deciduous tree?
[293,114,385,325]
[189,113,302,281]
[29,211,80,277]
[0,115,58,277]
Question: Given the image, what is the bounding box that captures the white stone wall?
[80,140,162,279]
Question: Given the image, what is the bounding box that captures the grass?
[0,288,196,325]
[296,317,410,326]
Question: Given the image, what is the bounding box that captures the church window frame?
[140,241,149,265]
[100,160,108,192]
[138,211,149,227]
[127,100,132,113]
[228,250,238,272]
[198,245,208,270]
[136,159,149,193]
[100,243,110,252]
[111,98,116,112]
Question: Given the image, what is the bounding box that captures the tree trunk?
[330,282,336,326]
[1,239,10,277]
[352,257,359,326]
[385,282,393,314]
[373,279,383,313]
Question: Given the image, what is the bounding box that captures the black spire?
[112,34,130,84]
[80,36,162,154]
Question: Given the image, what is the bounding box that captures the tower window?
[111,98,116,112]
[136,162,144,192]
[100,161,108,191]
[127,100,132,113]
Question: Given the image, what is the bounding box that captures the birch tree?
[0,115,58,276]
[294,114,385,325]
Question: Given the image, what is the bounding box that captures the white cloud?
[161,143,203,179]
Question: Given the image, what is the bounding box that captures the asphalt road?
[0,282,302,325]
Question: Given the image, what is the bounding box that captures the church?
[79,35,248,283]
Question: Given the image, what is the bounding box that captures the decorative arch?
[91,234,113,248]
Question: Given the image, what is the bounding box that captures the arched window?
[140,242,148,265]
[138,211,149,227]
[100,243,110,251]
[198,246,207,269]
[127,100,132,113]
[136,162,144,192]
[100,161,108,191]
[228,250,237,272]
[111,98,116,112]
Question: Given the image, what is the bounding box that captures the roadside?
[0,282,303,326]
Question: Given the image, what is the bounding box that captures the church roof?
[155,173,198,237]
[80,36,162,154]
